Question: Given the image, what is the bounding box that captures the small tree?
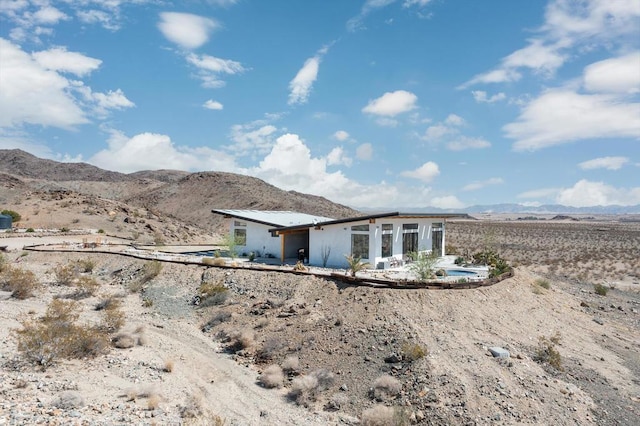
[345,254,369,277]
[408,251,439,281]
[320,245,331,267]
[221,234,238,259]
[1,209,21,223]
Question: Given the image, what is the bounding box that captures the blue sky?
[0,0,639,209]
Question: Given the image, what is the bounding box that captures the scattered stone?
[51,391,84,409]
[384,353,402,363]
[488,347,510,359]
[593,318,604,325]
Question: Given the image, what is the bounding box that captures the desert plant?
[311,368,335,391]
[361,405,409,426]
[282,355,300,374]
[60,227,70,233]
[1,209,21,222]
[77,258,96,273]
[227,329,254,352]
[257,337,284,361]
[71,276,99,299]
[288,374,320,406]
[163,359,174,373]
[372,374,402,400]
[345,254,369,277]
[54,263,77,286]
[201,311,232,332]
[198,281,229,307]
[320,245,331,267]
[293,261,307,271]
[203,257,226,266]
[97,229,105,234]
[221,234,238,259]
[408,251,439,281]
[534,278,551,290]
[14,299,110,369]
[454,256,465,265]
[26,228,35,233]
[534,332,563,371]
[258,364,284,388]
[401,342,427,362]
[1,266,40,299]
[99,303,125,333]
[594,283,609,296]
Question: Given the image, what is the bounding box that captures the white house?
[212,209,466,269]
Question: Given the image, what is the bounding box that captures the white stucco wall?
[308,218,445,268]
[230,221,281,257]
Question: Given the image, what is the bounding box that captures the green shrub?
[198,281,228,307]
[54,263,77,285]
[60,227,69,233]
[97,229,105,234]
[1,209,21,222]
[77,259,96,273]
[594,283,609,296]
[408,251,439,281]
[533,332,563,371]
[401,342,427,362]
[534,278,551,289]
[26,228,35,233]
[0,267,40,299]
[345,254,369,277]
[454,256,465,265]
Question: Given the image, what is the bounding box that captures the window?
[234,228,246,245]
[402,223,418,255]
[351,234,369,259]
[351,224,369,231]
[234,220,246,227]
[381,224,393,257]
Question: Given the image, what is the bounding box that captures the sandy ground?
[1,234,639,425]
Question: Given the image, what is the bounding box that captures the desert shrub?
[489,258,512,278]
[258,364,284,388]
[201,311,232,332]
[72,276,99,299]
[95,296,120,311]
[147,394,161,410]
[26,228,35,233]
[77,259,96,273]
[227,329,254,352]
[282,355,300,374]
[1,266,40,299]
[248,252,255,262]
[454,256,465,265]
[293,261,307,271]
[60,227,70,233]
[54,264,77,286]
[361,405,408,426]
[311,368,335,391]
[15,299,110,369]
[534,332,563,371]
[288,374,320,406]
[445,243,459,255]
[1,209,21,222]
[372,374,402,400]
[257,337,284,361]
[99,303,125,333]
[594,283,609,296]
[51,391,85,409]
[97,229,105,234]
[345,254,369,277]
[179,394,203,419]
[198,281,228,307]
[203,257,225,266]
[163,359,174,373]
[408,251,439,281]
[401,342,427,362]
[534,278,551,290]
[142,260,162,282]
[112,333,136,349]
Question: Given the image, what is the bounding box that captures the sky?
[0,0,639,210]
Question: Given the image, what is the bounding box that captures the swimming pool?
[445,269,481,277]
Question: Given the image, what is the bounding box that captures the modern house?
[212,209,466,269]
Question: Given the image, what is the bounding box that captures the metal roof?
[211,209,335,227]
[268,211,469,233]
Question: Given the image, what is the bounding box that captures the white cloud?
[362,90,418,117]
[288,46,330,105]
[33,6,68,25]
[403,0,432,7]
[0,38,87,128]
[460,0,640,89]
[430,195,464,209]
[333,130,350,141]
[517,187,562,199]
[400,161,439,182]
[82,87,135,116]
[505,89,640,151]
[185,53,246,88]
[446,136,491,151]
[578,156,629,170]
[356,143,373,160]
[203,100,223,110]
[327,146,352,167]
[556,179,640,207]
[462,177,504,191]
[227,122,279,157]
[158,12,217,50]
[32,47,102,77]
[347,0,396,32]
[90,129,240,173]
[423,123,453,141]
[472,90,506,103]
[583,51,640,94]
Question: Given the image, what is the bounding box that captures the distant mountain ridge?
[377,203,640,215]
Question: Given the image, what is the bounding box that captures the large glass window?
[381,224,393,257]
[402,223,418,256]
[234,228,246,245]
[351,234,369,259]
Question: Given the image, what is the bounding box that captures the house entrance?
[432,222,443,255]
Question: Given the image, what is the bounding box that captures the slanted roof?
[212,209,335,228]
[269,211,469,233]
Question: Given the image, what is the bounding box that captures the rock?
[593,318,604,325]
[488,347,510,359]
[384,353,402,363]
[51,391,84,409]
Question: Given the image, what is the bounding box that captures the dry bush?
[401,342,427,362]
[147,394,161,410]
[372,374,402,400]
[179,394,203,419]
[163,359,174,373]
[201,311,232,332]
[203,257,226,267]
[198,281,228,307]
[15,299,110,369]
[98,300,125,333]
[77,258,96,273]
[361,405,408,426]
[594,283,609,296]
[534,332,563,371]
[227,329,254,352]
[112,333,136,349]
[51,391,85,409]
[0,266,40,299]
[54,264,77,286]
[311,368,335,391]
[282,355,300,374]
[95,296,121,311]
[326,393,349,411]
[130,261,162,292]
[72,276,99,299]
[258,364,284,388]
[257,337,284,361]
[288,374,319,406]
[534,278,551,290]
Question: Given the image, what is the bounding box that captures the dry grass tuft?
[1,266,41,299]
[372,374,402,400]
[112,333,136,349]
[258,364,284,388]
[361,405,408,426]
[401,342,427,362]
[282,355,300,374]
[163,358,174,373]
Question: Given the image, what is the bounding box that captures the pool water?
[445,269,480,277]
